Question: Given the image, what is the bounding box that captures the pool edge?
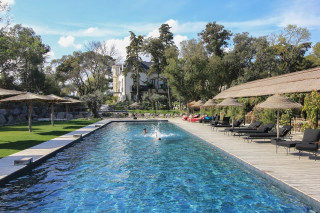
[0,119,168,187]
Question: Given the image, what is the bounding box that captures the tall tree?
[7,24,50,92]
[55,42,114,96]
[124,31,144,102]
[198,21,232,57]
[159,24,175,109]
[54,42,114,117]
[144,24,176,109]
[165,39,209,102]
[271,25,311,74]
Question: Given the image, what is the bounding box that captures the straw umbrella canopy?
[192,100,205,108]
[47,94,68,126]
[217,98,243,128]
[202,99,216,108]
[130,102,141,109]
[256,94,302,140]
[0,88,24,98]
[202,99,217,116]
[192,100,205,115]
[0,92,54,132]
[187,100,196,107]
[63,97,83,121]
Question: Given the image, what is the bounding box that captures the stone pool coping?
[1,118,319,211]
[0,119,166,186]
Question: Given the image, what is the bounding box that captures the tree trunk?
[167,85,172,109]
[51,103,54,126]
[28,101,32,132]
[136,71,140,103]
[66,104,69,121]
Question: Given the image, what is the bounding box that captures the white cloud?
[277,0,320,28]
[58,35,82,49]
[173,35,188,47]
[103,36,130,63]
[2,0,14,5]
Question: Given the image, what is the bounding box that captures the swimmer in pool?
[154,132,161,140]
[143,128,147,134]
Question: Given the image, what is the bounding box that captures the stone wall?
[0,102,90,126]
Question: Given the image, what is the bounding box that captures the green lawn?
[0,118,101,158]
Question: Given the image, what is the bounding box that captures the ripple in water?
[0,122,314,212]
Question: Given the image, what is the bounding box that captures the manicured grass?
[0,118,101,158]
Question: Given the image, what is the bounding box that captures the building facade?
[112,62,167,102]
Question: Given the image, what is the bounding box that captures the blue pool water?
[0,122,313,212]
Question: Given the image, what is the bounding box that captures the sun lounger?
[294,128,320,160]
[244,125,292,142]
[233,123,274,136]
[226,121,263,133]
[212,119,243,131]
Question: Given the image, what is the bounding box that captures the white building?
[112,62,167,102]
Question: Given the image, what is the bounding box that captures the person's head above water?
[154,132,161,140]
[143,128,147,134]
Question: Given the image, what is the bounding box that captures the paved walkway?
[169,118,320,209]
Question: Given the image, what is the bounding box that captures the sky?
[2,0,320,62]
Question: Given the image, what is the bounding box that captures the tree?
[54,42,114,117]
[55,42,114,96]
[165,40,209,103]
[303,42,320,68]
[271,25,311,74]
[124,31,144,102]
[4,24,50,92]
[198,21,232,57]
[159,24,175,109]
[144,24,176,109]
[81,90,106,118]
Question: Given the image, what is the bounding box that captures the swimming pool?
[0,122,313,212]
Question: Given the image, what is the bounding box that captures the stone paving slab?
[168,118,320,210]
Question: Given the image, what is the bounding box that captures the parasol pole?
[231,106,234,128]
[277,109,280,140]
[28,101,32,132]
[51,103,54,126]
[66,103,69,121]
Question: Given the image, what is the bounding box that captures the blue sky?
[3,0,320,62]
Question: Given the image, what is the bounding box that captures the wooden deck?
[169,119,320,210]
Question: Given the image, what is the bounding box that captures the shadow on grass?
[38,130,70,136]
[0,140,43,151]
[62,125,84,130]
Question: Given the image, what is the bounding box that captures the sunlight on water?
[0,122,313,212]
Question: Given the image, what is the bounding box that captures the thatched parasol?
[63,97,83,121]
[257,94,302,139]
[217,98,243,128]
[203,99,217,116]
[0,92,54,132]
[130,102,141,109]
[187,100,196,107]
[0,88,24,98]
[47,94,68,126]
[192,100,205,108]
[202,99,216,108]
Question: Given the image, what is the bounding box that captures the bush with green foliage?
[303,90,320,129]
